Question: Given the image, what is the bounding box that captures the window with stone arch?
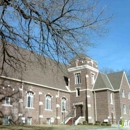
[26,91,34,108]
[45,95,52,110]
[74,72,81,84]
[61,97,66,111]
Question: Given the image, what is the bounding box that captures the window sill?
[2,104,12,107]
[76,96,80,97]
[75,83,81,85]
[45,109,52,111]
[61,110,67,113]
[25,107,35,109]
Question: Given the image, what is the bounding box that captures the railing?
[63,110,74,124]
[64,110,74,121]
[75,116,85,125]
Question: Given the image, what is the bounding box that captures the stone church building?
[0,48,130,126]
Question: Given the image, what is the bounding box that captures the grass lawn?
[0,125,114,130]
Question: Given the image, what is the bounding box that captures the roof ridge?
[107,71,124,75]
[107,71,124,90]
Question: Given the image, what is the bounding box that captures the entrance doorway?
[75,105,83,118]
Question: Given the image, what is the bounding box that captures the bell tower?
[68,54,99,123]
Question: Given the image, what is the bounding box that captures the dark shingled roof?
[0,43,68,91]
[93,72,113,90]
[107,71,124,90]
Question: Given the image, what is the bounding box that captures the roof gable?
[107,71,123,90]
[120,72,130,90]
[93,72,113,90]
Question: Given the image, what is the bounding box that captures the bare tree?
[0,82,20,125]
[0,0,112,125]
[100,67,116,74]
[0,80,29,125]
[101,67,130,83]
[0,0,111,72]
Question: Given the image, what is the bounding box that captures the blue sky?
[88,0,130,71]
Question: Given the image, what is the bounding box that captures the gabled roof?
[93,71,124,91]
[93,72,113,90]
[107,71,124,90]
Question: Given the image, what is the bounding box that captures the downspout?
[85,73,88,122]
[94,91,97,121]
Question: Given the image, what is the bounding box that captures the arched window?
[45,95,51,110]
[61,97,66,111]
[26,92,34,108]
[75,73,81,84]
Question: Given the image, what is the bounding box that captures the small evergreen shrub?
[83,121,87,125]
[0,120,3,125]
[95,121,101,125]
[77,123,82,125]
[101,123,106,126]
[88,123,93,125]
[96,121,101,124]
[107,123,111,126]
[94,123,100,125]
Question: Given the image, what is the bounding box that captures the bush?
[83,121,87,125]
[107,123,111,126]
[0,120,3,125]
[77,123,82,125]
[88,123,93,125]
[94,123,100,126]
[101,123,106,126]
[96,121,101,124]
[94,121,101,126]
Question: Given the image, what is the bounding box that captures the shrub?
[107,123,111,126]
[96,121,101,124]
[94,123,100,125]
[94,121,101,126]
[88,123,93,125]
[83,121,87,125]
[77,123,82,125]
[101,123,106,126]
[0,120,3,125]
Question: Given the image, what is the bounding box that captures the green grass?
[0,124,113,130]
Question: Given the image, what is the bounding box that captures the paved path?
[62,126,130,130]
[87,128,130,130]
